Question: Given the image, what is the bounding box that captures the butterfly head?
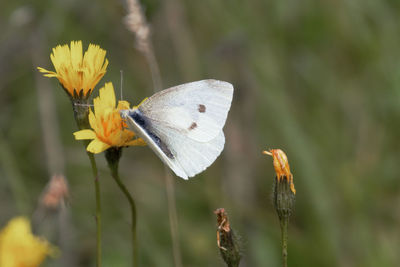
[119,109,131,119]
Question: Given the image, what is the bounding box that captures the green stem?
[280,217,288,267]
[71,98,102,267]
[87,152,102,267]
[106,148,137,267]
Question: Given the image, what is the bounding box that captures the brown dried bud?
[40,174,69,209]
[214,208,241,267]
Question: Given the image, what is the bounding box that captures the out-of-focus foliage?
[1,0,400,266]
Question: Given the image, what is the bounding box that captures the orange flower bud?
[263,149,296,194]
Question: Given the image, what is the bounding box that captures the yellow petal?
[92,97,101,117]
[135,97,148,108]
[117,100,131,110]
[101,82,116,109]
[37,67,56,76]
[70,41,83,71]
[73,129,96,140]
[87,139,110,154]
[88,110,97,130]
[126,138,147,146]
[93,83,116,117]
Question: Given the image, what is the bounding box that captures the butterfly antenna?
[120,70,124,101]
[74,103,93,107]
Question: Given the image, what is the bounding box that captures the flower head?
[74,82,146,153]
[0,217,56,267]
[263,149,295,194]
[38,40,108,99]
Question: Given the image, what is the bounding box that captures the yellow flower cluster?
[74,83,146,153]
[38,40,108,99]
[38,41,145,153]
[0,217,56,267]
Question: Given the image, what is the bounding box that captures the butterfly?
[120,79,234,179]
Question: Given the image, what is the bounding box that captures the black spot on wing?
[198,104,206,113]
[129,110,175,159]
[188,122,197,130]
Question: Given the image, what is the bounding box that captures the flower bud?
[214,208,241,267]
[263,149,296,221]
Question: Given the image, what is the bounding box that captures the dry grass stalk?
[124,1,182,266]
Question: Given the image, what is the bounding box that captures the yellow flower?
[37,40,108,99]
[74,82,146,153]
[0,217,56,267]
[263,149,296,194]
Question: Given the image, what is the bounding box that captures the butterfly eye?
[198,104,206,113]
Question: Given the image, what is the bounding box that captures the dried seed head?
[214,208,241,266]
[214,208,230,233]
[40,174,69,209]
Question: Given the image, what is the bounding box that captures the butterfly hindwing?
[121,109,188,179]
[149,120,225,178]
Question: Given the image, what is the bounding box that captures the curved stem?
[87,152,102,267]
[113,172,137,267]
[106,148,137,267]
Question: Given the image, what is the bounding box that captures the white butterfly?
[120,79,234,180]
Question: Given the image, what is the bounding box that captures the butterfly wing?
[149,121,226,179]
[138,79,233,142]
[121,79,233,179]
[122,109,226,179]
[172,131,225,178]
[121,110,189,178]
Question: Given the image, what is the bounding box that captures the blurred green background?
[1,0,400,266]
